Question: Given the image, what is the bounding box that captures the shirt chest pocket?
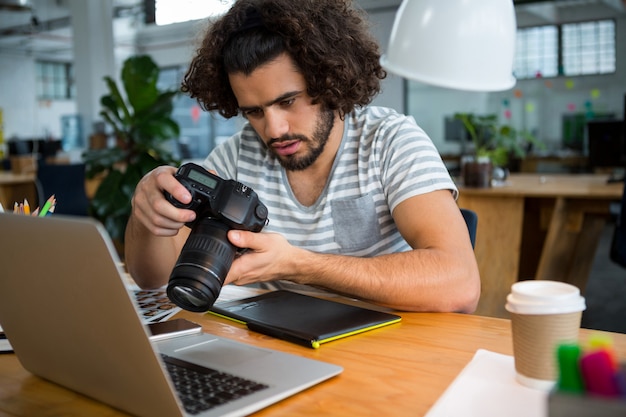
[330,194,381,252]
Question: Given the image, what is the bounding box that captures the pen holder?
[548,389,626,417]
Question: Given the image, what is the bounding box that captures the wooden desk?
[0,171,36,211]
[457,174,624,318]
[1,310,625,416]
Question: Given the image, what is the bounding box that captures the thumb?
[228,229,259,250]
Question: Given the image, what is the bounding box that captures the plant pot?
[462,156,492,188]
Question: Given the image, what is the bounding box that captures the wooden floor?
[581,222,626,334]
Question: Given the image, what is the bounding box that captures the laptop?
[0,213,342,417]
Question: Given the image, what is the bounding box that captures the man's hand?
[225,230,299,285]
[130,166,197,236]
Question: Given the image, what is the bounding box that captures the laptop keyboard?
[134,288,181,323]
[162,354,269,415]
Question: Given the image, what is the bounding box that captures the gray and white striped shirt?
[203,106,457,257]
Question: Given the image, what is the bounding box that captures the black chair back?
[610,180,626,268]
[35,162,90,216]
[461,208,478,249]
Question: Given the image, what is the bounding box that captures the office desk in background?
[0,171,36,211]
[0,164,101,212]
[458,173,623,318]
[1,310,625,416]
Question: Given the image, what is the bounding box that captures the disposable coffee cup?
[505,280,586,390]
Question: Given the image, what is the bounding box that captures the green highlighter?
[557,343,585,393]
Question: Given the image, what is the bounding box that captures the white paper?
[425,349,549,417]
[214,285,265,304]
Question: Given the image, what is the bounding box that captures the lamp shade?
[381,0,517,91]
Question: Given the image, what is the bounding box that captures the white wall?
[367,7,405,113]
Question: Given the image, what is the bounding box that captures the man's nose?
[264,108,289,139]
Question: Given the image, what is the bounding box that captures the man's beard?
[270,109,335,171]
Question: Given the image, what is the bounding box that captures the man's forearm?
[124,216,181,289]
[290,247,480,313]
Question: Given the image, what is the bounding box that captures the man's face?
[229,53,335,171]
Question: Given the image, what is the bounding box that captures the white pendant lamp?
[381,0,517,92]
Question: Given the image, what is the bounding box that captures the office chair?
[610,180,626,268]
[35,161,90,216]
[460,208,478,249]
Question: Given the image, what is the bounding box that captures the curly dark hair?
[181,0,386,119]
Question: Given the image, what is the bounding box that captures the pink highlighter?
[579,349,621,397]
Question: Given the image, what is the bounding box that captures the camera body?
[164,162,268,232]
[164,163,268,312]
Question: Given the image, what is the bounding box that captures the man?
[125,0,480,313]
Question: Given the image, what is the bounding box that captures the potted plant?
[83,55,180,246]
[454,112,542,187]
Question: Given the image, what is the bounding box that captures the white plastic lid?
[505,281,586,315]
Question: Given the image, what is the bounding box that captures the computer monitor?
[444,116,471,143]
[587,120,625,170]
[7,139,62,158]
[563,112,615,151]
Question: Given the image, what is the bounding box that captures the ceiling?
[0,0,142,60]
[0,0,624,61]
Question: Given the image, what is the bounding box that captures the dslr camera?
[164,163,269,312]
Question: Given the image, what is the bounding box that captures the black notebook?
[208,290,401,348]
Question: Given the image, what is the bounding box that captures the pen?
[246,321,319,349]
[23,199,30,215]
[39,195,55,217]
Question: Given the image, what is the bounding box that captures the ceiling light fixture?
[381,0,517,92]
[0,0,32,12]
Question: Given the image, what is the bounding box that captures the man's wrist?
[287,248,332,285]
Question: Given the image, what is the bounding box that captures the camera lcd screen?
[188,168,218,189]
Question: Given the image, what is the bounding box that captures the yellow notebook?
[208,290,401,348]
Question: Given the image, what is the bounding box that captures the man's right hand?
[130,165,197,237]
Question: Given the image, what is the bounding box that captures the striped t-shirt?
[203,106,457,257]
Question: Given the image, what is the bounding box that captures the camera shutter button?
[255,204,268,220]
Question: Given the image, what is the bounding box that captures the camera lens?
[169,286,207,308]
[166,218,237,312]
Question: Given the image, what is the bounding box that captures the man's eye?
[244,109,262,117]
[280,98,295,107]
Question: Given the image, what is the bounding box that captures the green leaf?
[103,76,132,122]
[88,54,181,243]
[454,112,544,168]
[122,55,160,113]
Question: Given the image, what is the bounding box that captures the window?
[514,26,558,79]
[514,19,615,79]
[562,20,615,76]
[158,66,242,160]
[35,61,74,100]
